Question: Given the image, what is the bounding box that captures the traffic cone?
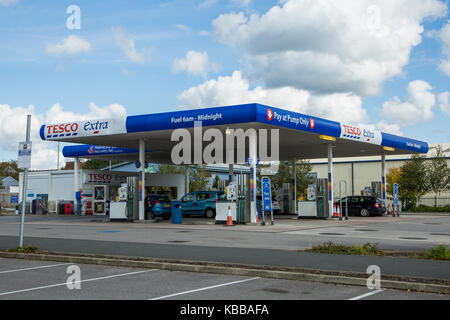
[256,211,259,224]
[332,203,338,218]
[337,204,341,218]
[226,205,234,226]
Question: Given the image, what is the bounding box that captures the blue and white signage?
[18,142,32,169]
[393,183,399,207]
[262,176,272,212]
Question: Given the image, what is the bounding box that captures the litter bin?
[171,201,182,224]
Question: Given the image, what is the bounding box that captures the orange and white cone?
[256,211,259,224]
[226,205,234,226]
[337,204,341,218]
[332,203,338,218]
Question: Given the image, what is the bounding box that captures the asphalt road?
[0,257,447,300]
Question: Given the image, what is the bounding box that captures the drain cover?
[398,237,427,240]
[429,233,450,236]
[319,232,345,236]
[355,229,378,232]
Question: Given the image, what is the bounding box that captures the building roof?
[41,103,428,163]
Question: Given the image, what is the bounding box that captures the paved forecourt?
[0,257,447,300]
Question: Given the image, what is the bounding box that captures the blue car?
[146,194,172,220]
[179,191,225,218]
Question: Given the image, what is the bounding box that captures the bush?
[5,245,41,253]
[425,245,450,260]
[306,242,382,256]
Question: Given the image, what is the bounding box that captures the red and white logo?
[46,123,79,135]
[267,108,274,121]
[310,118,315,129]
[88,146,94,154]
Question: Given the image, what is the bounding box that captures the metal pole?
[19,115,31,247]
[327,144,334,218]
[57,142,60,170]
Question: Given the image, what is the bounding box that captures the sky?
[0,0,450,169]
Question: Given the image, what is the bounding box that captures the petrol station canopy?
[39,103,429,163]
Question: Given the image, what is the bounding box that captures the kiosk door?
[93,185,107,215]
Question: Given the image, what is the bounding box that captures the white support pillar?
[381,153,386,202]
[292,158,297,215]
[139,139,146,221]
[229,163,234,184]
[74,157,79,213]
[327,144,334,218]
[185,166,190,194]
[250,130,257,223]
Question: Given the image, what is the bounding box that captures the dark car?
[334,196,386,217]
[146,194,172,220]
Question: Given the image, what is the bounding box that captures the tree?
[398,154,428,210]
[272,160,314,197]
[0,161,22,181]
[425,145,450,207]
[386,167,401,198]
[211,175,220,190]
[188,166,212,192]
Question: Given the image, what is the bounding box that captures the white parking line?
[0,263,70,274]
[149,277,260,300]
[0,269,158,296]
[349,289,384,300]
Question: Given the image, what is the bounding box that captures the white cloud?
[173,50,220,78]
[174,24,191,32]
[112,27,148,63]
[0,103,126,170]
[198,0,218,9]
[438,91,450,116]
[382,80,436,126]
[46,35,91,56]
[0,0,18,7]
[177,70,367,124]
[439,21,450,75]
[230,0,252,7]
[212,0,446,96]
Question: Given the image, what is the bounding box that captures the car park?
[179,191,225,218]
[334,196,386,217]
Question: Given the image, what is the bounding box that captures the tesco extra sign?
[45,120,109,137]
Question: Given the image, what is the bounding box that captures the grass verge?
[305,242,450,261]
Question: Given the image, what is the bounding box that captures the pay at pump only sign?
[18,142,32,169]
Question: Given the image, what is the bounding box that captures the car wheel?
[360,208,370,217]
[204,208,215,219]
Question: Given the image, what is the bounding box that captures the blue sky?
[1,0,450,168]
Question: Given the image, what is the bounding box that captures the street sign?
[18,142,32,169]
[393,183,399,207]
[10,196,18,204]
[262,176,272,211]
